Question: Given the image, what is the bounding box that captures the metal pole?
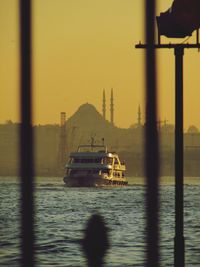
[145,0,160,267]
[20,1,35,267]
[136,40,200,267]
[174,46,185,267]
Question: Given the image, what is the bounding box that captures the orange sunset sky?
[0,0,200,129]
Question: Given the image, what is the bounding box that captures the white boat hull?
[63,176,128,187]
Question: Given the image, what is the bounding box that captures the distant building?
[58,112,67,169]
[1,103,200,177]
[187,125,199,133]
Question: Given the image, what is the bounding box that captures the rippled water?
[0,177,200,266]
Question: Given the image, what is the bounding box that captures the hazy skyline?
[1,0,200,129]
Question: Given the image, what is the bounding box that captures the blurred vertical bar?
[19,1,35,267]
[145,0,160,267]
[174,47,185,267]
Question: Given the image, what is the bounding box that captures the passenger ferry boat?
[63,142,128,187]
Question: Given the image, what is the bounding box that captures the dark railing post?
[174,46,185,267]
[19,1,35,267]
[145,1,160,267]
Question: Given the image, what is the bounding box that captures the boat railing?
[77,144,108,153]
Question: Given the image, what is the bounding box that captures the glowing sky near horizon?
[0,0,200,130]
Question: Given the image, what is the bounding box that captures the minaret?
[138,105,141,126]
[110,88,114,125]
[102,89,106,120]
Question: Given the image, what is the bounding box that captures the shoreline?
[0,176,200,185]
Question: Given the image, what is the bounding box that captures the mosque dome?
[66,103,113,130]
[187,125,199,133]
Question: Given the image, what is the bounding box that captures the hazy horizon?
[1,0,200,129]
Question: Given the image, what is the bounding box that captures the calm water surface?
[0,177,200,267]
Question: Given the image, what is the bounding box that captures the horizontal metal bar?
[135,43,200,49]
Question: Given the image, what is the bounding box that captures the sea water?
[0,176,200,267]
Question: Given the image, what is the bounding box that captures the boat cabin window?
[71,158,102,163]
[102,169,109,174]
[73,158,81,163]
[103,157,113,165]
[114,158,119,164]
[113,171,121,177]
